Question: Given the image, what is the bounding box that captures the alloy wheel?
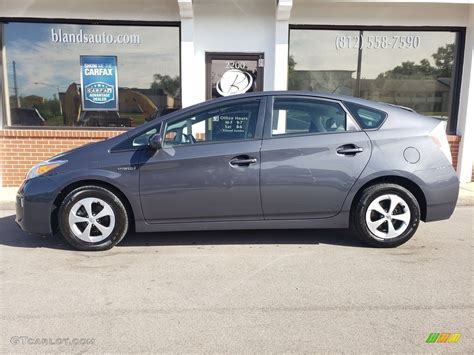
[365,194,411,240]
[68,197,116,243]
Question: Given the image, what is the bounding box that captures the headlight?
[25,160,67,180]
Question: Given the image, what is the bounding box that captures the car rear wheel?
[351,183,420,248]
[58,186,129,251]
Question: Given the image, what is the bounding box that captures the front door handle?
[337,144,364,155]
[229,156,257,167]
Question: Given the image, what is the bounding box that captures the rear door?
[139,97,265,223]
[260,96,371,219]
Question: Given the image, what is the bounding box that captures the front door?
[206,53,264,100]
[139,97,265,223]
[260,96,371,219]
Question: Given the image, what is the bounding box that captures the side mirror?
[148,133,163,150]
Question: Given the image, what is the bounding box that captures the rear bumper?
[424,201,458,222]
[421,166,459,222]
[15,177,58,235]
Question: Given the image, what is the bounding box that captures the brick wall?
[0,129,124,187]
[447,135,460,169]
[0,130,469,187]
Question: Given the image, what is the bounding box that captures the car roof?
[203,90,393,113]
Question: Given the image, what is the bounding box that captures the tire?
[351,183,420,248]
[58,185,129,251]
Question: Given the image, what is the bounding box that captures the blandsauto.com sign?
[51,28,140,45]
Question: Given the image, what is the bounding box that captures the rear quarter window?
[343,101,387,129]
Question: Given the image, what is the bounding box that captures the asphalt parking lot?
[0,207,472,353]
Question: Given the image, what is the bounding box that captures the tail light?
[429,121,452,164]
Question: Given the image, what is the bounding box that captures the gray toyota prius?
[16,91,459,250]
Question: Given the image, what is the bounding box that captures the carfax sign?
[80,55,118,111]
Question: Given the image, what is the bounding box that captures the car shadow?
[0,215,72,250]
[121,229,365,248]
[0,214,366,250]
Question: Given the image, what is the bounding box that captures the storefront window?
[2,21,180,128]
[289,30,359,96]
[289,28,462,131]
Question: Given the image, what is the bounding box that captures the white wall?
[456,5,474,182]
[190,0,276,104]
[0,0,180,21]
[291,2,470,26]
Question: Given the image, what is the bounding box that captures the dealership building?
[0,0,473,187]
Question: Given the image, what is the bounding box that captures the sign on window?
[80,55,118,111]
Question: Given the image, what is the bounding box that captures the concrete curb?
[0,202,16,210]
[456,197,474,206]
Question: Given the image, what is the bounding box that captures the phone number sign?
[80,55,118,111]
[335,35,421,50]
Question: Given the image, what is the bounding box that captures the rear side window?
[343,101,386,129]
[272,98,347,136]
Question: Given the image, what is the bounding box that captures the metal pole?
[12,60,20,107]
[57,86,64,124]
[356,31,363,98]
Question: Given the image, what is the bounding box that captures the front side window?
[272,98,347,136]
[289,28,462,132]
[164,100,260,146]
[2,21,180,128]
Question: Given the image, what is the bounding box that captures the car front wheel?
[351,183,420,248]
[58,186,129,251]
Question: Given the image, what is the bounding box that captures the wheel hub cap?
[365,194,411,240]
[68,197,115,243]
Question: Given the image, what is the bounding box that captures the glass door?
[206,53,264,100]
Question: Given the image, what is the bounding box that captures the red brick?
[1,129,123,186]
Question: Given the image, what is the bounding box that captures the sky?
[4,22,180,99]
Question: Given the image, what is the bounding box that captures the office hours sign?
[80,55,118,111]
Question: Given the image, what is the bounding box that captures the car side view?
[15,91,459,250]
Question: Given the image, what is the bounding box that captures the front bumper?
[15,176,59,235]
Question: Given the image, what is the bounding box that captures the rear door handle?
[337,145,364,155]
[229,156,257,167]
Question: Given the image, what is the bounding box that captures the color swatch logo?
[426,333,461,343]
